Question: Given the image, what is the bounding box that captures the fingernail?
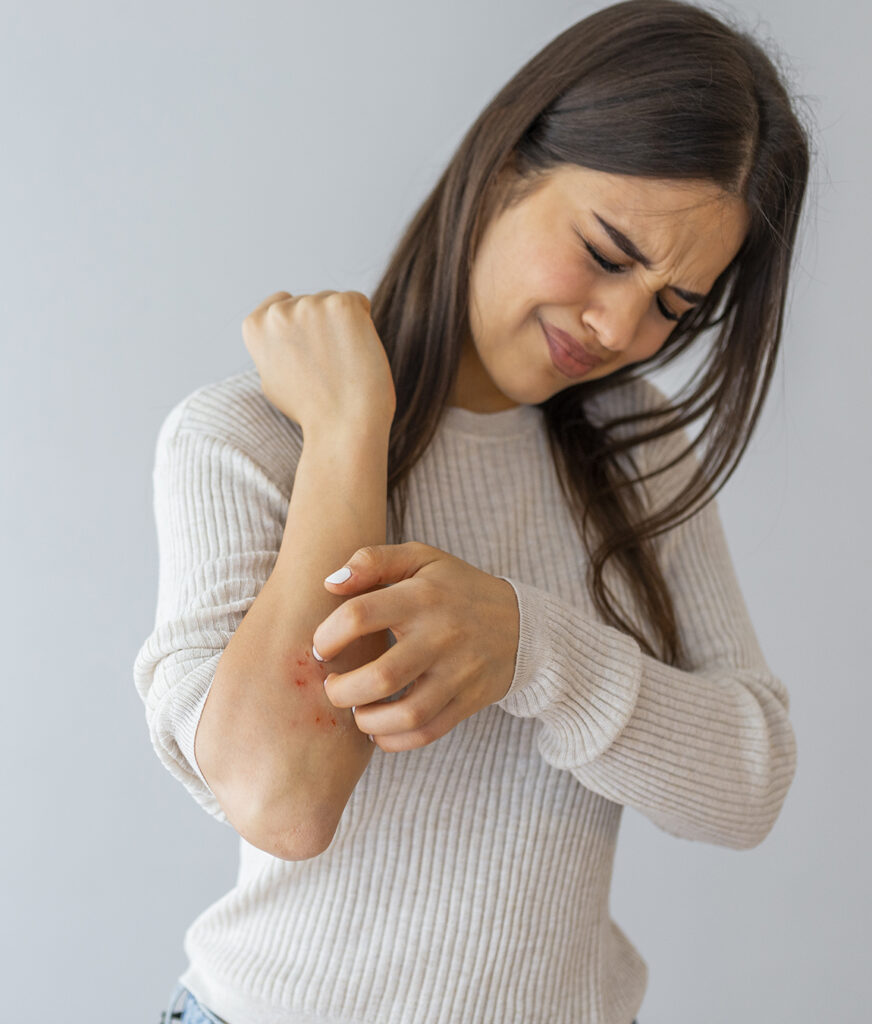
[312,644,324,662]
[351,705,357,715]
[325,566,352,585]
[368,734,374,743]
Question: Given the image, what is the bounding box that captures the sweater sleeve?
[132,417,292,824]
[494,427,797,851]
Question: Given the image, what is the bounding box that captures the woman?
[137,1,810,1021]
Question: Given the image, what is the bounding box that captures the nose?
[580,286,650,353]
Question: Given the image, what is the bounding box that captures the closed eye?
[580,235,686,323]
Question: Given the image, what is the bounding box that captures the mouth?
[540,319,606,373]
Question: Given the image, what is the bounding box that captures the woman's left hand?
[311,542,519,752]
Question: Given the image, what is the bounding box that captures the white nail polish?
[351,706,357,715]
[325,566,352,585]
[312,644,324,662]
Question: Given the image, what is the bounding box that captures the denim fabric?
[161,981,229,1024]
[161,981,640,1024]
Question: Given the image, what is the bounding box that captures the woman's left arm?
[493,443,796,852]
[311,417,796,852]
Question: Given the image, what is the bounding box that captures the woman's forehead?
[548,163,737,216]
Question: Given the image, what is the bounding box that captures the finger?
[350,673,459,738]
[313,576,422,663]
[322,627,434,709]
[345,290,371,313]
[245,290,293,320]
[368,693,469,752]
[321,542,442,594]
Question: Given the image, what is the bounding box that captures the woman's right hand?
[242,290,397,436]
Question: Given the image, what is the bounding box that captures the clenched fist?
[242,290,397,437]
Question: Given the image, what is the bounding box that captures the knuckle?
[401,704,428,731]
[345,599,370,631]
[414,577,441,607]
[413,723,439,746]
[370,662,395,697]
[264,291,292,310]
[354,546,380,568]
[442,619,463,645]
[347,290,371,309]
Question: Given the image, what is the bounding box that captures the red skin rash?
[282,647,342,730]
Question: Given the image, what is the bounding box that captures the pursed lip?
[540,319,605,367]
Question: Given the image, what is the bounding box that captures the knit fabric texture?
[133,367,796,1024]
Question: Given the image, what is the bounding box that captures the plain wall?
[1,1,868,1021]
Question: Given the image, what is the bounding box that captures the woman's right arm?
[195,290,398,861]
[194,417,392,862]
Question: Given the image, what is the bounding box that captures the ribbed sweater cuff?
[173,669,214,791]
[149,652,225,819]
[494,577,642,763]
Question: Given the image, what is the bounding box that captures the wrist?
[302,416,393,450]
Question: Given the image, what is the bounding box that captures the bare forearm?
[194,421,391,859]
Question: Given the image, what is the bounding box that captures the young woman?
[137,1,811,1021]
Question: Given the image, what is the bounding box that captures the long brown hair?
[370,0,811,664]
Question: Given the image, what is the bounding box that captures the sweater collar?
[440,402,543,438]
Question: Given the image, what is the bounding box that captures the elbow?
[732,805,785,851]
[237,796,338,862]
[197,739,338,861]
[650,725,798,851]
[252,833,330,862]
[733,802,789,851]
[733,729,798,851]
[688,788,793,852]
[242,823,324,861]
[277,823,337,862]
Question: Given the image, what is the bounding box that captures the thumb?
[322,542,436,591]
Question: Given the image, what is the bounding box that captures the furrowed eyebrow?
[592,212,708,304]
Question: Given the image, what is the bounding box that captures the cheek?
[548,265,589,298]
[506,238,589,302]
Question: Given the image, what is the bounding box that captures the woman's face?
[450,163,750,412]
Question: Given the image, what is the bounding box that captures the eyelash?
[582,239,685,323]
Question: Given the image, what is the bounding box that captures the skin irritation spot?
[283,648,324,690]
[280,648,343,734]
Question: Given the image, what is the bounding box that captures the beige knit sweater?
[133,367,796,1024]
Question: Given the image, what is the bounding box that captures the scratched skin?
[282,647,345,732]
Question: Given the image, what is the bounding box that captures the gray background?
[1,1,867,1021]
